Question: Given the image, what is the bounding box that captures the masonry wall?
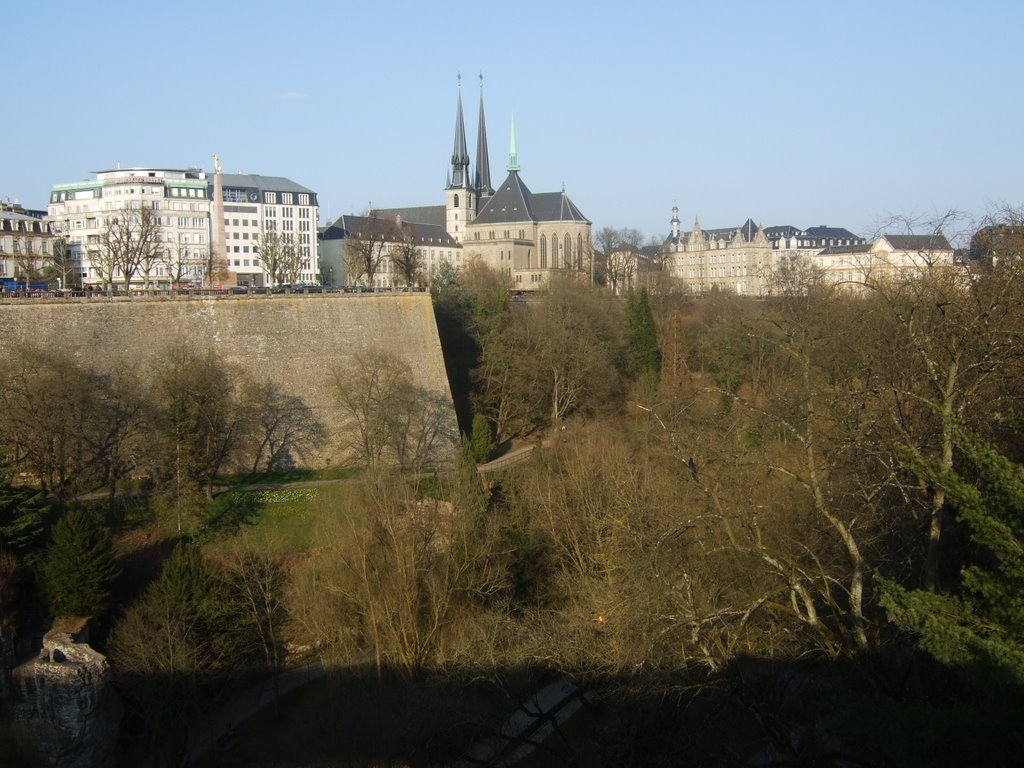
[0,294,458,467]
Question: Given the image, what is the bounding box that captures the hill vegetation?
[4,213,1024,766]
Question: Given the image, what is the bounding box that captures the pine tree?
[626,288,661,379]
[879,428,1024,687]
[39,510,120,618]
[465,413,495,464]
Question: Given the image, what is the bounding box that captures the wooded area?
[3,212,1024,766]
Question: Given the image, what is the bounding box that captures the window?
[454,194,459,208]
[551,236,559,268]
[540,235,547,268]
[565,234,572,268]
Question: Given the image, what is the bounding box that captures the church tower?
[474,75,494,210]
[445,76,475,243]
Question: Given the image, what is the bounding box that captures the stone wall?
[0,294,458,467]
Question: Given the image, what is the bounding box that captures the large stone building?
[322,79,592,290]
[664,205,954,294]
[46,165,319,290]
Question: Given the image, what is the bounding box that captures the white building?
[46,166,319,290]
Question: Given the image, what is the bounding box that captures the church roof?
[472,171,589,226]
[472,171,536,224]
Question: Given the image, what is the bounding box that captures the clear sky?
[5,0,1021,242]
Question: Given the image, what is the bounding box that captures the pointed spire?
[474,73,493,198]
[448,75,470,190]
[507,115,520,172]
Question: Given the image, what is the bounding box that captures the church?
[320,79,592,289]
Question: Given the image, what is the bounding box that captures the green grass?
[200,483,355,557]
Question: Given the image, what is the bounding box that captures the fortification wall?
[0,294,458,467]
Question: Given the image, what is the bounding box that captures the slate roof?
[473,171,536,225]
[803,225,862,241]
[321,214,457,247]
[472,171,589,226]
[218,174,316,196]
[882,234,953,252]
[372,205,446,229]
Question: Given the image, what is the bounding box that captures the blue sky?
[5,0,1021,242]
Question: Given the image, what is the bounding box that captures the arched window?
[540,235,547,268]
[564,234,572,269]
[454,194,459,208]
[577,234,584,268]
[551,235,559,268]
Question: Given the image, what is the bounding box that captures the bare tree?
[345,225,394,288]
[242,379,326,473]
[102,205,161,293]
[254,224,285,287]
[391,235,423,287]
[278,234,304,286]
[329,348,455,471]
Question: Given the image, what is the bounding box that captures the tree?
[38,510,120,618]
[108,543,243,764]
[242,379,326,474]
[626,288,661,379]
[254,223,286,287]
[41,236,79,290]
[151,344,251,509]
[278,234,305,285]
[863,211,1024,589]
[476,279,627,438]
[345,224,394,288]
[329,349,456,471]
[0,347,123,504]
[227,547,288,705]
[391,234,424,287]
[101,205,161,293]
[595,226,643,295]
[11,234,42,290]
[880,427,1024,687]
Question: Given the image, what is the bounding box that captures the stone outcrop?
[6,631,122,768]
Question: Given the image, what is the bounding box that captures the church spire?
[448,75,470,190]
[474,73,493,198]
[507,115,520,172]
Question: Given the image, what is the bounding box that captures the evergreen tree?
[626,288,661,379]
[38,509,120,618]
[0,484,53,554]
[465,413,495,464]
[879,428,1024,687]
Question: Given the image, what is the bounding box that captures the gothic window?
[577,234,583,265]
[540,235,547,268]
[551,235,559,268]
[564,234,572,269]
[454,194,459,208]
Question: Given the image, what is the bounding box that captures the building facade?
[323,79,592,290]
[0,203,55,288]
[665,206,868,295]
[46,166,319,290]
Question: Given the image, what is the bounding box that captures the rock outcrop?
[6,631,122,768]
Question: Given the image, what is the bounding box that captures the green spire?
[507,115,519,172]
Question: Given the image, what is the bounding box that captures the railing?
[0,286,430,301]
